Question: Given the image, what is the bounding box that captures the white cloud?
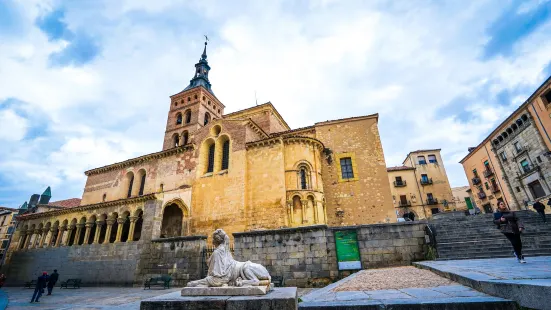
[1,0,551,206]
[0,109,28,141]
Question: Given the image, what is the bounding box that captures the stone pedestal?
[140,287,297,310]
[182,285,272,296]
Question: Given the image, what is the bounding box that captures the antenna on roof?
[255,90,258,106]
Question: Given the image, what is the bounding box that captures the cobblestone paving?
[301,267,513,306]
[1,287,181,310]
[333,267,455,291]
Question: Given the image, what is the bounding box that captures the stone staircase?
[431,211,551,260]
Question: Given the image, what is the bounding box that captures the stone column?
[55,226,65,247]
[17,232,26,250]
[39,228,49,248]
[104,219,115,244]
[115,218,125,242]
[301,199,308,224]
[93,221,104,244]
[31,230,41,249]
[48,228,57,247]
[287,201,293,224]
[64,226,75,246]
[83,223,94,245]
[23,231,32,249]
[127,216,138,242]
[74,224,84,245]
[313,201,319,224]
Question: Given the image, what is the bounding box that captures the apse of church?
[10,41,395,250]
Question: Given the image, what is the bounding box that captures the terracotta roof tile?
[387,166,415,172]
[48,198,81,209]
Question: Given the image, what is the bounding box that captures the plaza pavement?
[0,287,182,310]
[300,269,516,309]
[415,255,551,310]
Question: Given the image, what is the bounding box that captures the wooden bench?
[60,279,81,289]
[144,276,172,289]
[24,280,36,288]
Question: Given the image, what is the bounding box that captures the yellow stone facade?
[8,44,396,254]
[387,149,455,219]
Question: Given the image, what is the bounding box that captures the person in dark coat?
[30,272,48,303]
[47,269,59,295]
[533,199,547,222]
[493,201,526,263]
[0,273,6,288]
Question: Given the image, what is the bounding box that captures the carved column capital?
[129,216,138,223]
[106,219,116,226]
[85,222,95,228]
[95,220,105,227]
[59,226,67,231]
[76,223,85,229]
[117,218,126,225]
[50,227,57,233]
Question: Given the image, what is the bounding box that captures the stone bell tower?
[162,41,225,151]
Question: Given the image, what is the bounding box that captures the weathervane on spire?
[201,35,209,60]
[204,35,209,44]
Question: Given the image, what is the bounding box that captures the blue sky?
[0,0,551,208]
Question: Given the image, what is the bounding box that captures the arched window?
[182,131,189,145]
[68,219,77,246]
[221,140,230,170]
[173,133,180,147]
[109,213,118,243]
[207,144,215,173]
[138,170,146,196]
[204,112,211,126]
[120,212,130,242]
[292,196,303,224]
[87,216,96,245]
[300,168,308,189]
[161,203,183,238]
[98,214,107,244]
[176,113,182,125]
[133,211,143,241]
[78,218,86,245]
[185,110,192,124]
[126,172,134,198]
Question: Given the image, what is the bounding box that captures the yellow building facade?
[387,149,455,219]
[7,42,396,257]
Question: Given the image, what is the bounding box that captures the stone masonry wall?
[233,221,427,287]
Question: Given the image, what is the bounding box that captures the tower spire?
[183,36,213,94]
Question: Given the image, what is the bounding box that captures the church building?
[8,42,395,256]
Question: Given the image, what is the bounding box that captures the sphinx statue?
[187,229,271,288]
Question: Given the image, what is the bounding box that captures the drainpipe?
[483,144,517,210]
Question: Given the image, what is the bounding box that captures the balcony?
[483,168,494,178]
[398,200,411,207]
[420,178,433,185]
[472,177,481,185]
[515,145,528,156]
[426,198,439,205]
[393,180,407,187]
[477,191,487,199]
[491,184,500,193]
[519,164,540,178]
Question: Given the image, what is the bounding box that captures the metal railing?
[393,180,407,187]
[519,164,540,178]
[472,177,481,185]
[477,192,487,199]
[426,198,439,205]
[398,200,411,207]
[483,168,494,178]
[491,185,500,193]
[420,178,433,185]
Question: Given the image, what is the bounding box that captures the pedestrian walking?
[493,201,526,263]
[30,272,48,303]
[532,199,547,223]
[47,269,59,295]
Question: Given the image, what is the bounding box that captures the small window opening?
[207,144,215,173]
[340,157,354,179]
[222,140,230,170]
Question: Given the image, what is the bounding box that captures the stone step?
[298,297,518,309]
[437,250,551,260]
